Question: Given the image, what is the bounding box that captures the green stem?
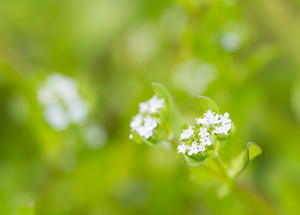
[214,156,230,181]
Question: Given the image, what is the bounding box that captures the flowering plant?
[130,83,262,197]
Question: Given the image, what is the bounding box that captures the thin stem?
[214,156,230,181]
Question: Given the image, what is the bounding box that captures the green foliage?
[182,153,208,167]
[228,142,262,179]
[198,96,220,114]
[0,0,298,214]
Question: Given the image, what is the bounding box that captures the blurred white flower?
[130,114,143,129]
[144,115,158,129]
[173,59,217,96]
[148,96,165,114]
[83,123,107,149]
[139,102,150,113]
[220,31,242,52]
[126,25,158,65]
[38,73,89,130]
[43,105,71,130]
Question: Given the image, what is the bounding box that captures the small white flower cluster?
[177,110,232,156]
[130,95,165,140]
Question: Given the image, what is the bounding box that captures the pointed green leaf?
[152,83,173,110]
[228,142,262,179]
[248,142,262,161]
[182,154,208,167]
[152,83,181,139]
[198,96,220,114]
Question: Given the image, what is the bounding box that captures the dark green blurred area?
[0,0,300,214]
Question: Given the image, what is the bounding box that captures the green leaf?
[182,154,208,167]
[132,131,154,146]
[152,83,173,110]
[228,142,262,179]
[152,83,181,139]
[17,205,34,215]
[198,96,220,114]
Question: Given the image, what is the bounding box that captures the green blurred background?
[0,0,300,214]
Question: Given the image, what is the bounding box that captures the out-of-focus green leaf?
[198,96,220,114]
[228,142,262,179]
[17,205,34,215]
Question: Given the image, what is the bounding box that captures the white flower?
[138,95,165,114]
[179,109,233,157]
[139,102,150,113]
[130,95,165,141]
[196,110,220,127]
[203,109,215,120]
[203,110,220,125]
[198,127,209,138]
[177,142,187,154]
[196,117,210,127]
[130,114,143,129]
[197,143,206,152]
[188,141,199,156]
[219,112,231,125]
[130,115,158,140]
[200,136,212,146]
[213,124,231,135]
[137,126,154,139]
[144,115,158,130]
[148,95,165,114]
[211,114,220,124]
[180,126,194,141]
